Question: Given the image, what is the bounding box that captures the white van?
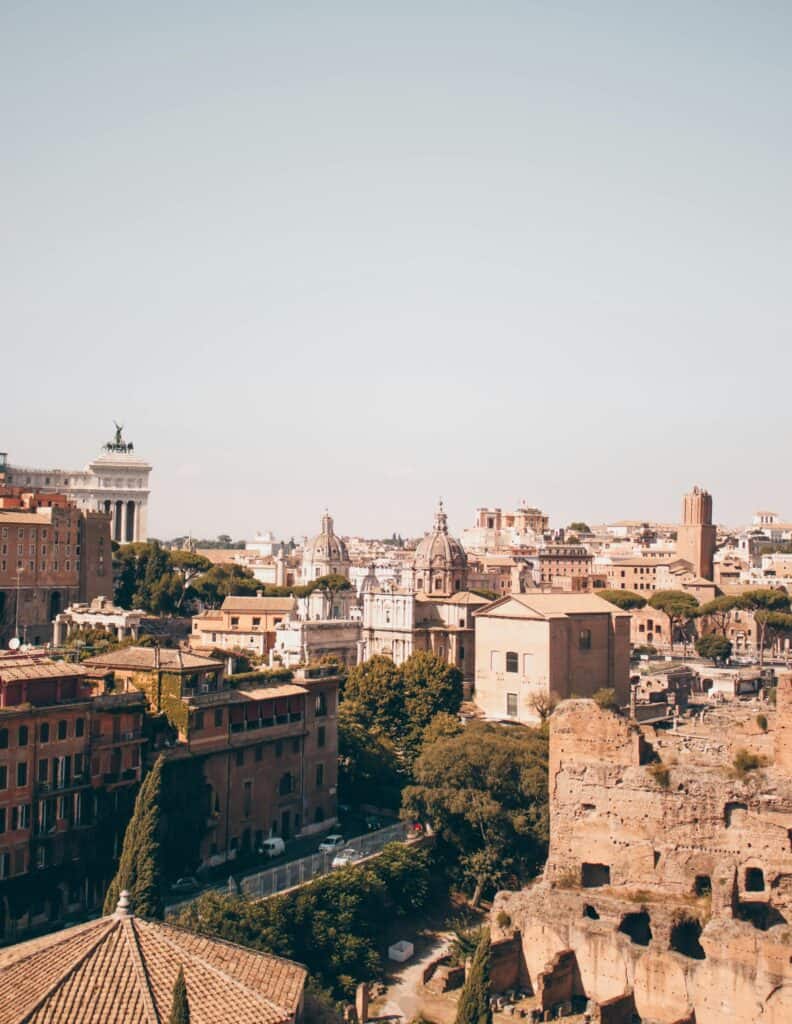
[258,837,286,858]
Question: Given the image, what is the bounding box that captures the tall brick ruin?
[492,681,792,1023]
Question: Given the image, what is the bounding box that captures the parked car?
[171,876,200,895]
[364,815,382,831]
[332,848,365,869]
[257,837,286,858]
[318,834,346,854]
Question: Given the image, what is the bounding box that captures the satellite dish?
[8,638,21,651]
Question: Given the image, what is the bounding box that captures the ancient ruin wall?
[493,698,792,1024]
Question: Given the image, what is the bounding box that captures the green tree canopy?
[104,756,165,919]
[344,655,406,738]
[698,595,742,634]
[188,563,261,607]
[647,590,700,649]
[454,930,492,1024]
[598,589,647,611]
[568,522,591,535]
[740,589,791,665]
[401,651,463,759]
[169,550,213,609]
[343,652,463,764]
[168,966,190,1024]
[755,610,792,661]
[695,633,733,665]
[174,843,431,999]
[402,721,548,904]
[337,703,405,810]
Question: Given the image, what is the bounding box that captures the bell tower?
[676,486,716,580]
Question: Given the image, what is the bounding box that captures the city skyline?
[3,430,786,540]
[3,2,791,539]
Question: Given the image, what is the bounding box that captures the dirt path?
[374,932,454,1022]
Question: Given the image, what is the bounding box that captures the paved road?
[167,816,403,911]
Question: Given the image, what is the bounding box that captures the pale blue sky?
[2,2,790,539]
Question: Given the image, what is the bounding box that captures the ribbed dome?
[306,512,349,565]
[413,501,467,573]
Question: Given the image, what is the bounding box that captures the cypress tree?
[103,755,165,918]
[169,966,190,1024]
[454,929,492,1024]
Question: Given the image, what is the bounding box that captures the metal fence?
[241,821,410,900]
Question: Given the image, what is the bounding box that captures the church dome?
[306,512,349,564]
[413,501,467,595]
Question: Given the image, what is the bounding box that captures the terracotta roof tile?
[0,907,306,1024]
[82,648,222,672]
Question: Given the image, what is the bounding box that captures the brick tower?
[676,486,716,580]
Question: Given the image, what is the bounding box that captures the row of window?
[0,804,31,833]
[0,528,73,542]
[0,719,85,750]
[489,633,591,674]
[0,752,91,790]
[0,560,77,573]
[1,543,76,556]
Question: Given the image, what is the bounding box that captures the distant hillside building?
[1,424,152,543]
[461,500,549,553]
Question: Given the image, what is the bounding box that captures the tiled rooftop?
[82,648,222,672]
[0,653,87,683]
[0,896,306,1024]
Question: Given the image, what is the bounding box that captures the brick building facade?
[0,653,145,943]
[81,649,340,868]
[0,488,111,646]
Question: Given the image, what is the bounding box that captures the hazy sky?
[3,2,790,541]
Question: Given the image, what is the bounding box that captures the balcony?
[102,767,140,786]
[92,729,143,747]
[229,712,303,735]
[36,773,91,794]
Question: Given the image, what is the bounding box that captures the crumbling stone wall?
[493,693,792,1024]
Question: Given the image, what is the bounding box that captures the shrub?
[592,688,620,713]
[495,910,511,929]
[649,763,670,789]
[756,714,768,733]
[733,749,766,778]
